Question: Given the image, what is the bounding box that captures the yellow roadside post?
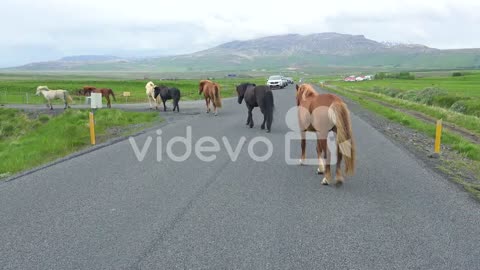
[434,119,443,154]
[89,111,96,145]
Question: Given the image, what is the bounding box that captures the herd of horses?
[35,80,355,186]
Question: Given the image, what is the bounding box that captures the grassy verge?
[329,85,480,135]
[324,86,480,161]
[0,108,160,178]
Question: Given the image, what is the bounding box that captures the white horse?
[145,81,157,109]
[35,86,73,110]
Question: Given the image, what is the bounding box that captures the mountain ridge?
[6,32,480,72]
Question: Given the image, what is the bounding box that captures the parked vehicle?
[285,77,294,84]
[267,75,285,89]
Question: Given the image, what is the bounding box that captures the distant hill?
[59,55,122,62]
[6,33,480,72]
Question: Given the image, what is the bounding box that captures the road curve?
[0,85,479,269]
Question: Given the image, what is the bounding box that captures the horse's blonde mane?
[37,86,49,91]
[146,81,155,88]
[297,84,318,101]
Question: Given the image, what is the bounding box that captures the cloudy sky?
[1,0,479,67]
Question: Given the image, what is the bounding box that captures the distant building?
[344,76,356,82]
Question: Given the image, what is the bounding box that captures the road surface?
[1,85,479,269]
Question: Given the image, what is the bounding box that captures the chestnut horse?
[80,86,116,108]
[296,84,356,186]
[198,80,222,115]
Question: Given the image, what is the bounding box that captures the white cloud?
[1,0,480,66]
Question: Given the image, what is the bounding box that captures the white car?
[267,75,285,89]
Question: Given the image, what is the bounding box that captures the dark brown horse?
[199,80,222,115]
[296,84,356,186]
[80,86,116,108]
[236,83,274,132]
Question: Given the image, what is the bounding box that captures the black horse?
[154,85,181,112]
[236,83,274,132]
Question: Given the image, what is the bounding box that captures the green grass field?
[324,70,480,169]
[0,75,268,105]
[331,72,480,97]
[328,71,480,117]
[0,108,160,178]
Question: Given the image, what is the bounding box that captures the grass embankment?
[0,108,160,178]
[0,77,267,105]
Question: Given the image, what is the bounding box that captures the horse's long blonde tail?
[213,84,222,108]
[329,101,355,176]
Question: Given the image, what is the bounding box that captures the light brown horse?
[296,84,356,186]
[199,80,222,115]
[80,86,116,108]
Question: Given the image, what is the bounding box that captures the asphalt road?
[1,85,479,269]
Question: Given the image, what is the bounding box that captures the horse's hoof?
[317,168,324,175]
[335,181,344,187]
[299,159,305,166]
[321,178,329,185]
[261,125,265,130]
[266,129,271,133]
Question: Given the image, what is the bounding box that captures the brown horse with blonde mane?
[80,86,116,108]
[199,80,222,115]
[296,84,355,186]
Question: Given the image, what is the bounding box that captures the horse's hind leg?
[163,99,167,111]
[299,131,306,165]
[205,98,210,113]
[148,97,153,110]
[318,139,332,185]
[248,106,254,128]
[261,110,266,130]
[335,150,344,186]
[316,139,325,174]
[106,97,111,108]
